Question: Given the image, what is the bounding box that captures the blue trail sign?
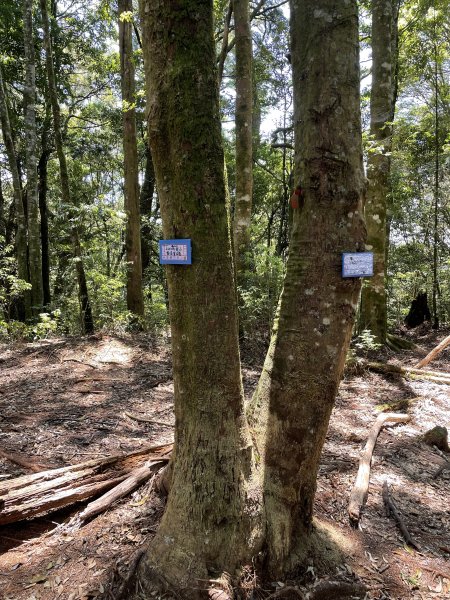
[159,239,192,265]
[342,252,373,278]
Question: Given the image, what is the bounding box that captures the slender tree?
[23,0,43,315]
[119,0,144,318]
[359,0,398,344]
[40,0,94,333]
[0,65,30,320]
[233,0,253,275]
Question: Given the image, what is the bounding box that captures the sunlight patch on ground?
[91,338,134,365]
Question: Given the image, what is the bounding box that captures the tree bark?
[0,65,29,320]
[23,0,44,316]
[139,139,155,274]
[359,0,397,344]
[248,0,366,575]
[138,0,254,592]
[38,105,52,307]
[119,0,144,318]
[40,0,94,334]
[233,0,253,276]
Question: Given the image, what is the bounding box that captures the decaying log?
[76,464,159,525]
[366,361,450,385]
[415,333,450,369]
[348,413,410,525]
[0,443,172,525]
[382,480,419,550]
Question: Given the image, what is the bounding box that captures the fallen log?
[348,413,410,525]
[366,361,450,385]
[0,443,172,525]
[75,464,159,525]
[382,480,419,550]
[415,333,450,369]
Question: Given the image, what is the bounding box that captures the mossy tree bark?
[40,0,94,334]
[233,0,253,276]
[0,65,29,320]
[249,0,366,576]
[23,0,43,316]
[138,0,254,592]
[359,0,398,344]
[119,0,144,319]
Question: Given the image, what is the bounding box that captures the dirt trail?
[0,330,449,599]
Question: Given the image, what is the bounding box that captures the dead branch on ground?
[365,361,450,384]
[382,480,420,550]
[348,413,410,525]
[415,333,450,369]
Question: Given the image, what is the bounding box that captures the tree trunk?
[23,0,44,316]
[432,35,440,330]
[40,0,94,334]
[233,0,253,276]
[119,0,144,318]
[359,0,397,344]
[0,65,29,320]
[138,0,254,591]
[139,139,155,274]
[249,0,366,575]
[38,106,52,307]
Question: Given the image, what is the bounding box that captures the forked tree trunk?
[0,65,29,320]
[138,0,364,592]
[233,0,253,276]
[23,0,44,315]
[138,0,253,591]
[119,0,144,318]
[359,0,397,344]
[249,0,366,575]
[40,0,94,334]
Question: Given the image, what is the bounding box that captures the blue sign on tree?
[159,239,192,265]
[342,252,373,278]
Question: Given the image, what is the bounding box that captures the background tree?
[118,0,144,320]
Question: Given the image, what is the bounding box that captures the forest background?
[0,0,449,344]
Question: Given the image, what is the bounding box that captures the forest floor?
[0,327,449,600]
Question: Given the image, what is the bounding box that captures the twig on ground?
[382,480,420,550]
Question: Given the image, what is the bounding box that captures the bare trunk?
[138,0,253,592]
[249,0,366,575]
[0,65,30,320]
[359,0,397,344]
[432,37,439,329]
[40,0,94,334]
[119,0,144,318]
[233,0,253,275]
[139,139,155,274]
[38,108,51,307]
[23,0,43,316]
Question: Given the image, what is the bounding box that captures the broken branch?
[348,412,410,525]
[382,480,419,550]
[415,333,450,369]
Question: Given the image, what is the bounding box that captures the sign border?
[159,239,192,265]
[342,252,374,278]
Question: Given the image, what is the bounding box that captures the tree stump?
[423,426,449,452]
[404,291,431,328]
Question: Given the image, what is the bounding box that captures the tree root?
[386,333,417,352]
